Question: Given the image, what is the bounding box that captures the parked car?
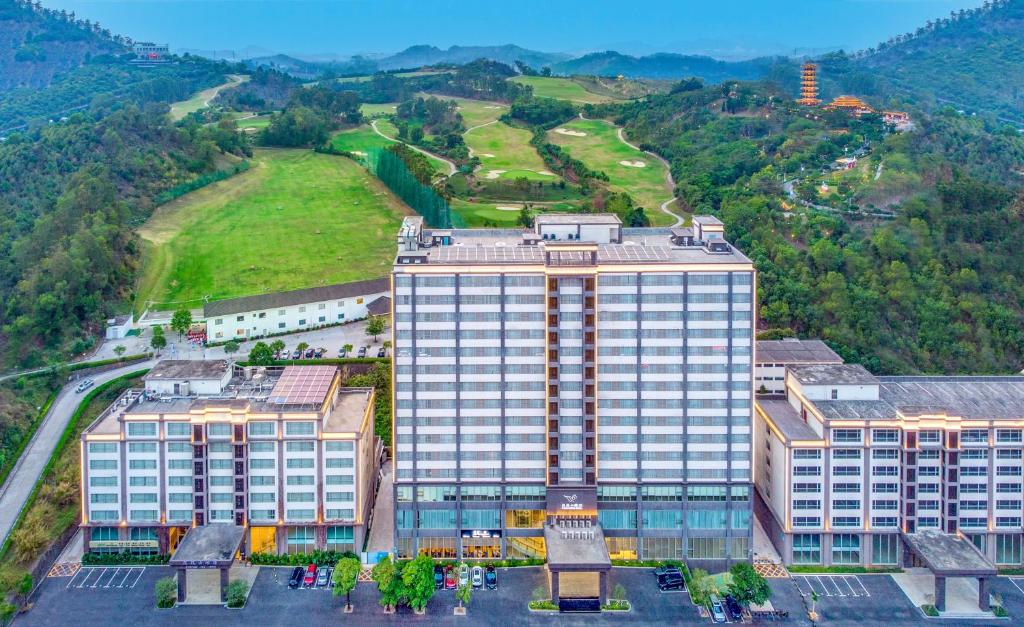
[357,346,367,358]
[434,566,445,589]
[471,566,483,589]
[303,563,317,587]
[291,349,302,359]
[377,346,386,358]
[338,347,348,358]
[316,566,331,587]
[724,594,744,621]
[485,565,497,590]
[709,595,727,623]
[458,564,469,588]
[287,566,304,589]
[313,348,324,359]
[654,565,682,578]
[444,566,457,590]
[304,348,315,359]
[657,572,685,591]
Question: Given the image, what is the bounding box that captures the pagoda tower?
[797,62,820,106]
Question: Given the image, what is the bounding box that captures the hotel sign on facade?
[546,487,597,515]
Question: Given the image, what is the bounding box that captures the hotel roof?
[144,360,230,381]
[269,365,337,406]
[203,278,388,318]
[756,339,844,365]
[789,364,877,386]
[534,213,622,225]
[812,376,1024,422]
[758,399,820,442]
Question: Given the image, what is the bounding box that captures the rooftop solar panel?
[269,365,337,406]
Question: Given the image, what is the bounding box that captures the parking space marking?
[116,568,134,588]
[792,575,869,598]
[63,567,145,591]
[1009,578,1024,595]
[90,568,109,588]
[66,569,89,589]
[100,568,120,588]
[125,567,145,588]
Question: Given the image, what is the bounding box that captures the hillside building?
[390,213,756,579]
[79,360,380,557]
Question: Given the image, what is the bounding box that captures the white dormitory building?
[391,214,757,571]
[80,360,381,556]
[754,351,1024,568]
[202,278,390,342]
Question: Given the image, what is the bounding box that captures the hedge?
[82,552,170,566]
[249,550,358,567]
[67,354,152,372]
[236,357,390,367]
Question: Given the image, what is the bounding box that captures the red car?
[303,563,317,587]
[444,565,457,590]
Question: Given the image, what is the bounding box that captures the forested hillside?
[0,0,125,94]
[819,0,1024,122]
[596,80,1024,374]
[551,51,783,83]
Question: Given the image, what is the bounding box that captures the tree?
[382,340,392,356]
[810,590,819,617]
[223,340,240,358]
[456,580,472,612]
[296,341,309,357]
[247,341,274,366]
[269,339,285,355]
[170,308,193,339]
[371,556,399,611]
[343,343,354,355]
[333,556,360,611]
[402,554,436,612]
[14,574,32,610]
[612,583,627,601]
[689,568,717,606]
[517,205,533,228]
[113,344,126,357]
[727,562,771,606]
[150,332,167,353]
[155,576,177,608]
[226,579,248,608]
[366,316,385,343]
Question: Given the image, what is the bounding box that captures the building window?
[166,422,190,438]
[126,422,157,438]
[460,486,501,501]
[284,421,315,436]
[793,534,821,564]
[598,510,637,530]
[460,509,500,530]
[872,534,898,565]
[685,537,723,560]
[286,526,316,554]
[505,510,544,529]
[996,534,1023,565]
[417,509,456,529]
[832,534,861,565]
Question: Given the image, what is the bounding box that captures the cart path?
[370,119,458,176]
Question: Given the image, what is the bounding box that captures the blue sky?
[43,0,987,59]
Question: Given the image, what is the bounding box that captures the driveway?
[0,360,156,547]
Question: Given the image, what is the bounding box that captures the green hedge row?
[236,357,390,367]
[249,550,358,567]
[82,552,170,566]
[68,354,151,372]
[154,161,251,205]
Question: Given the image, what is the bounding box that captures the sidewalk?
[365,465,394,555]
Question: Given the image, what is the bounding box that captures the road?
[169,74,249,121]
[0,360,157,548]
[370,119,458,176]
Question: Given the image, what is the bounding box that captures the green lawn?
[451,199,579,228]
[168,74,248,121]
[330,125,395,156]
[361,102,398,117]
[547,118,675,225]
[135,149,410,308]
[235,114,272,130]
[438,95,507,128]
[465,121,556,181]
[509,76,615,104]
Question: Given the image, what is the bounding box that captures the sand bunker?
[484,170,507,179]
[555,128,587,137]
[537,171,555,176]
[351,150,367,156]
[619,160,646,168]
[479,153,496,158]
[484,105,503,109]
[495,206,521,211]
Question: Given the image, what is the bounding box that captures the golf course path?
[370,119,458,176]
[464,119,499,160]
[170,74,249,121]
[615,125,684,228]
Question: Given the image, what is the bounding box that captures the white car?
[75,379,94,393]
[458,564,469,588]
[471,566,483,589]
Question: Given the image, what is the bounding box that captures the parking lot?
[791,574,870,598]
[18,565,1024,626]
[65,567,145,590]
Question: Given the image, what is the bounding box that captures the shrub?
[529,599,558,610]
[226,579,248,608]
[921,604,939,617]
[155,577,177,608]
[249,550,357,566]
[993,605,1008,618]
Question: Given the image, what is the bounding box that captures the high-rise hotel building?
[390,214,756,568]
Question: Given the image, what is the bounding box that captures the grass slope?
[136,149,410,308]
[508,76,616,103]
[361,102,399,117]
[330,125,395,155]
[169,74,248,121]
[450,199,578,228]
[466,121,556,181]
[547,118,674,226]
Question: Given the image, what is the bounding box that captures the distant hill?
[551,51,783,82]
[0,0,125,94]
[824,0,1024,123]
[376,44,568,71]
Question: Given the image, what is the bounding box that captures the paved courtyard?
[17,566,1024,626]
